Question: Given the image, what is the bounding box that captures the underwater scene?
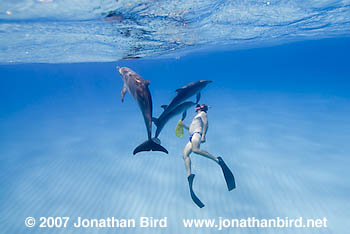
[1,0,350,234]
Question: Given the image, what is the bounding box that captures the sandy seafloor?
[0,38,349,234]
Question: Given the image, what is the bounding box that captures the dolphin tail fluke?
[133,139,168,155]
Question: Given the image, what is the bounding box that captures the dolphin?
[160,80,212,117]
[153,101,197,138]
[117,66,168,155]
[153,80,212,137]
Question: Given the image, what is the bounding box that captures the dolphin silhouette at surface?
[153,101,197,138]
[117,66,168,155]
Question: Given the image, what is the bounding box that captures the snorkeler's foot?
[187,174,205,208]
[218,157,236,191]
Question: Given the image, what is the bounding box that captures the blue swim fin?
[188,174,205,208]
[218,157,236,191]
[133,139,168,155]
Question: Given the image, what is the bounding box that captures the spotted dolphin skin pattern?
[117,66,168,155]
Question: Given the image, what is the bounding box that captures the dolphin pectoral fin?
[181,110,187,121]
[161,105,168,109]
[121,85,127,102]
[176,88,184,92]
[196,92,201,104]
[133,139,168,155]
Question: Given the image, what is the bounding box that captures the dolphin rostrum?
[153,101,197,138]
[117,66,168,155]
[153,80,212,138]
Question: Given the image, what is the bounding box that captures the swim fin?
[133,139,168,155]
[175,120,184,138]
[187,174,205,208]
[218,157,236,191]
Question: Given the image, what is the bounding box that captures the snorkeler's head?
[196,104,208,112]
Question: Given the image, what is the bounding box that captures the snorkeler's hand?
[180,121,189,130]
[201,136,206,143]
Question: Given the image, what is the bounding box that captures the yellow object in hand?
[175,120,184,138]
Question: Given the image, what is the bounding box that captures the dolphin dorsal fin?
[161,105,168,109]
[181,110,187,121]
[196,92,201,104]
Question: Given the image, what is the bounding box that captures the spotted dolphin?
[160,80,212,116]
[117,66,168,155]
[153,80,212,138]
[153,101,197,138]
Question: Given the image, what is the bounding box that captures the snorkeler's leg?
[191,134,219,163]
[183,142,192,177]
[191,134,235,191]
[183,141,205,208]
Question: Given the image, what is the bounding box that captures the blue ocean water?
[1,37,350,234]
[1,1,350,234]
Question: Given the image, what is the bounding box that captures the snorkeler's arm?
[201,112,208,142]
[182,122,189,130]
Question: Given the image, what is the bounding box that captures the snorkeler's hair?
[196,104,208,112]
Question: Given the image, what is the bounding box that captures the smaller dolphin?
[153,101,197,138]
[153,80,212,138]
[160,80,212,117]
[117,66,168,155]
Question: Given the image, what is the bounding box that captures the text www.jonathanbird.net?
[183,217,327,230]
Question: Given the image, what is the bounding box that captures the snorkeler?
[181,104,236,208]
